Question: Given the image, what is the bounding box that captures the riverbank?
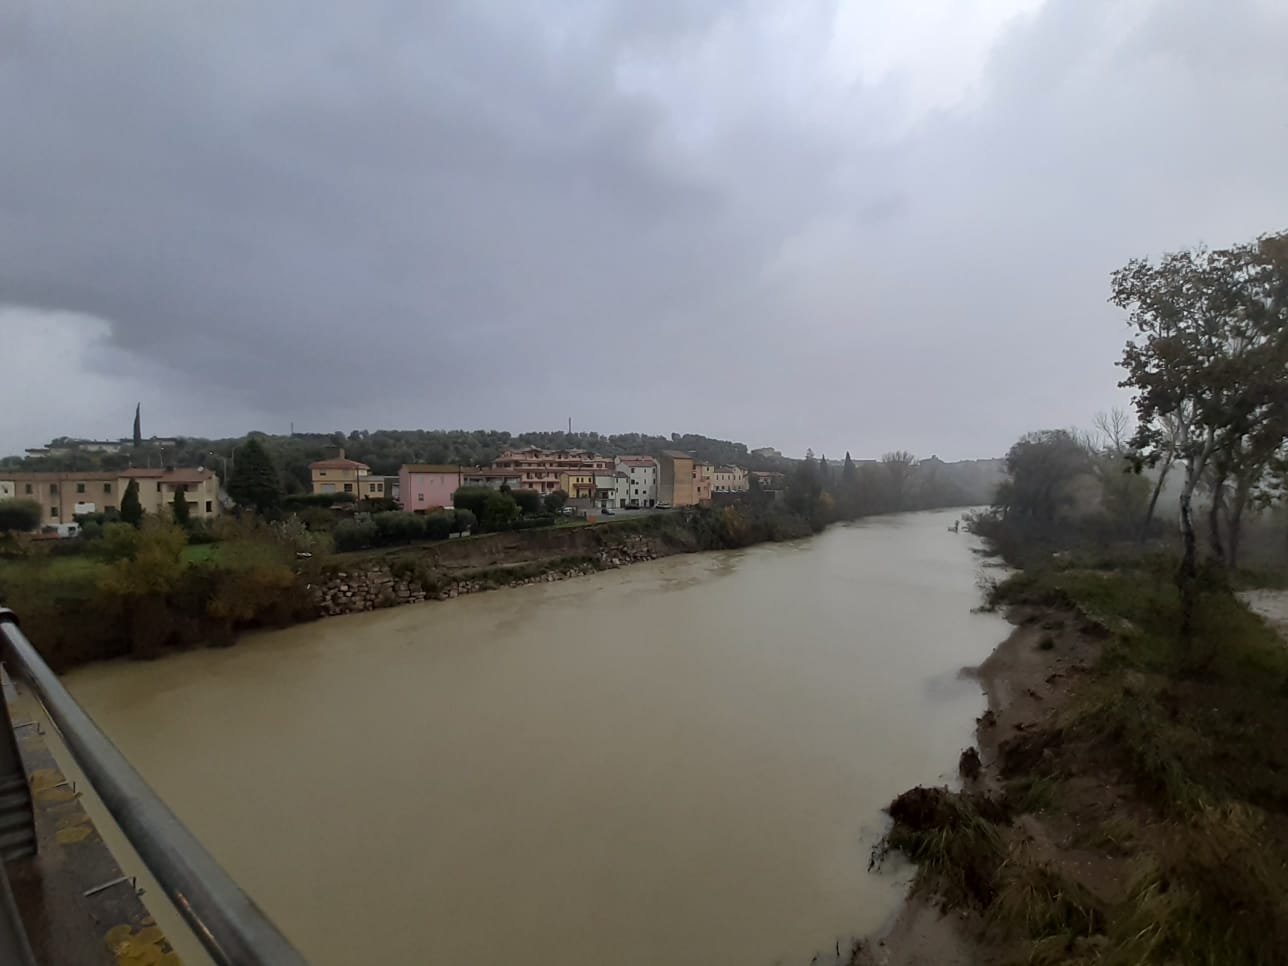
[0,504,819,671]
[861,556,1288,965]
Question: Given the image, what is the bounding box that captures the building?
[693,462,715,504]
[749,470,786,491]
[4,468,222,524]
[461,467,523,491]
[491,448,614,494]
[120,468,222,520]
[593,473,618,507]
[309,450,371,497]
[710,465,749,493]
[558,471,597,501]
[657,451,697,506]
[751,447,783,460]
[399,465,464,511]
[614,456,658,508]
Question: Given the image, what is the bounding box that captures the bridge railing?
[0,608,309,966]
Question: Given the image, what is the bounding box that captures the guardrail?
[0,608,309,966]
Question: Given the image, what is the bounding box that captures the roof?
[617,455,657,467]
[659,450,695,461]
[462,467,522,478]
[121,467,215,485]
[309,457,370,470]
[4,471,118,482]
[401,464,463,474]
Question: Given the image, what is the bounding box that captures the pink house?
[399,464,464,512]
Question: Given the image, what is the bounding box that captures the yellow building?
[658,451,697,506]
[5,468,222,525]
[558,471,597,500]
[309,449,372,497]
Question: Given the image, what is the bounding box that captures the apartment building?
[615,456,658,508]
[657,451,697,506]
[461,467,523,491]
[710,465,749,493]
[491,448,613,493]
[4,468,221,524]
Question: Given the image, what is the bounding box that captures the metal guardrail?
[0,608,310,966]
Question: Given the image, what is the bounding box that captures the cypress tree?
[227,437,283,517]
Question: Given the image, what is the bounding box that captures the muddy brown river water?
[67,508,1009,965]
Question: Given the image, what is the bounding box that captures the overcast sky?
[2,0,1286,460]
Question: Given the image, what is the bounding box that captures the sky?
[1,0,1286,461]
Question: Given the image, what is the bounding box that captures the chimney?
[337,447,345,460]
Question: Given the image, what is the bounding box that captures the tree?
[881,451,918,512]
[481,491,520,531]
[121,479,144,528]
[133,402,142,448]
[171,486,191,528]
[227,437,283,517]
[452,486,494,522]
[995,431,1092,524]
[544,489,568,514]
[512,489,543,515]
[0,499,41,532]
[1114,234,1288,642]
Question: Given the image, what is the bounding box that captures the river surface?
[67,508,1009,966]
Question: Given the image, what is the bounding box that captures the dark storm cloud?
[1,0,1287,457]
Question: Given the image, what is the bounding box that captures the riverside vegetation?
[866,228,1288,966]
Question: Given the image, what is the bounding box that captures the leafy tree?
[995,431,1092,524]
[452,509,477,534]
[1114,234,1288,640]
[481,491,520,531]
[228,437,283,517]
[171,486,192,528]
[512,489,543,515]
[451,487,494,522]
[96,521,143,562]
[544,489,568,514]
[0,499,41,532]
[881,451,918,512]
[121,479,144,528]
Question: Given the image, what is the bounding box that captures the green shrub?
[423,511,454,541]
[281,492,356,510]
[334,519,377,552]
[451,486,494,521]
[512,489,543,515]
[96,522,143,562]
[452,509,476,534]
[0,499,42,533]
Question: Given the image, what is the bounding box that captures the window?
[369,483,379,492]
[24,484,32,494]
[321,483,335,494]
[50,506,58,518]
[318,470,327,476]
[105,504,115,512]
[76,482,86,493]
[343,483,353,493]
[417,493,425,502]
[49,483,58,494]
[156,482,162,492]
[205,501,212,513]
[104,482,112,494]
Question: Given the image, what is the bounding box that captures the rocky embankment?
[311,535,660,617]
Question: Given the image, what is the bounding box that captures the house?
[120,467,222,520]
[558,471,597,501]
[309,449,371,497]
[710,465,749,493]
[492,447,614,493]
[657,451,697,506]
[749,470,786,491]
[693,462,715,504]
[6,468,222,524]
[461,467,523,491]
[593,473,618,507]
[751,447,783,460]
[614,456,657,508]
[399,465,464,512]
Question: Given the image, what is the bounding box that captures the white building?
[614,456,658,508]
[710,465,749,493]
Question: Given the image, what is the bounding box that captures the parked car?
[601,507,615,515]
[654,502,672,510]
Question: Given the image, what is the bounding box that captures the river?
[66,508,1008,966]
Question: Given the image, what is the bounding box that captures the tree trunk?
[1140,452,1174,543]
[1228,479,1252,571]
[1207,476,1227,566]
[1178,477,1199,649]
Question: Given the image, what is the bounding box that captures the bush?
[334,519,378,552]
[0,499,42,533]
[96,522,143,562]
[357,497,399,514]
[544,489,568,514]
[452,486,494,521]
[512,489,543,515]
[504,514,557,531]
[281,492,356,510]
[480,491,520,531]
[452,509,476,534]
[373,511,426,544]
[423,511,454,541]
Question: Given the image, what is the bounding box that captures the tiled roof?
[309,457,370,470]
[617,456,658,467]
[402,464,463,474]
[121,467,215,485]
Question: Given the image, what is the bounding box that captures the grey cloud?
[1,0,1286,458]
